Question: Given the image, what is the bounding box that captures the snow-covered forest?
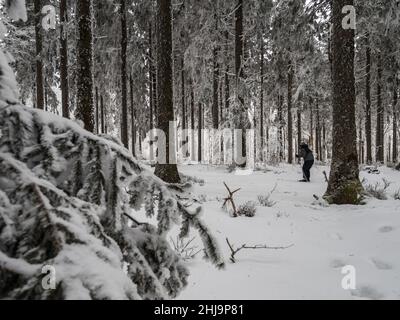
[0,0,399,300]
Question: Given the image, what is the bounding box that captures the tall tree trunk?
[76,0,95,132]
[359,116,363,164]
[100,94,105,134]
[60,0,69,118]
[191,81,196,161]
[181,56,186,131]
[287,60,294,164]
[317,106,322,161]
[149,24,154,161]
[323,120,327,159]
[198,102,203,163]
[95,87,99,134]
[376,54,385,163]
[260,34,265,160]
[309,97,314,150]
[325,0,362,204]
[225,31,230,122]
[393,77,398,163]
[154,0,180,183]
[365,34,372,164]
[297,103,302,158]
[235,0,246,167]
[34,0,44,110]
[376,54,384,163]
[130,74,136,157]
[212,48,219,129]
[120,0,129,148]
[278,93,284,161]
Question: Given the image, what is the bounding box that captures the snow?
[6,0,27,22]
[174,164,400,300]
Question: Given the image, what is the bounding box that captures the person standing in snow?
[296,143,315,182]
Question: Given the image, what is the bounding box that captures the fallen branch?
[226,238,294,263]
[222,182,241,217]
[323,171,329,183]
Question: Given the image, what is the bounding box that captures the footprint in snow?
[371,258,393,271]
[351,285,384,300]
[329,232,343,241]
[379,226,395,233]
[330,259,346,269]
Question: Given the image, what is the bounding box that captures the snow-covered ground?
[171,164,400,300]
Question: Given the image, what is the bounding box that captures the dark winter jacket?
[298,147,314,162]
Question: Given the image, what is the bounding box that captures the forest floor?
[165,164,400,300]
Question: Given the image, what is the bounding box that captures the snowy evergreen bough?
[0,0,223,300]
[0,103,224,300]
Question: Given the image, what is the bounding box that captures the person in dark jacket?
[296,143,315,182]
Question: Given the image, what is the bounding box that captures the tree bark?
[212,45,219,129]
[287,60,294,164]
[130,74,136,157]
[181,56,186,131]
[365,34,372,164]
[297,103,302,158]
[154,0,181,183]
[100,94,105,134]
[120,0,129,148]
[260,34,265,160]
[278,93,284,161]
[76,0,95,132]
[393,77,398,163]
[325,0,362,204]
[95,87,99,134]
[190,80,195,161]
[34,0,44,110]
[60,0,69,118]
[198,102,203,163]
[376,54,384,163]
[235,0,246,167]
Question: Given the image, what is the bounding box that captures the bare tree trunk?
[191,80,196,161]
[198,102,203,163]
[76,0,95,132]
[359,116,363,164]
[260,34,265,160]
[376,54,384,163]
[235,0,246,167]
[278,93,284,161]
[34,0,44,110]
[287,60,294,164]
[297,103,302,157]
[309,97,314,150]
[365,34,372,164]
[95,87,99,134]
[130,74,136,157]
[212,42,219,129]
[149,23,154,161]
[100,94,105,134]
[60,0,69,118]
[325,0,362,204]
[120,0,129,148]
[393,77,398,163]
[154,0,181,183]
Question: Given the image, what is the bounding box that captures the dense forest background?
[5,0,399,168]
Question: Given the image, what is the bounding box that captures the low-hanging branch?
[226,238,294,263]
